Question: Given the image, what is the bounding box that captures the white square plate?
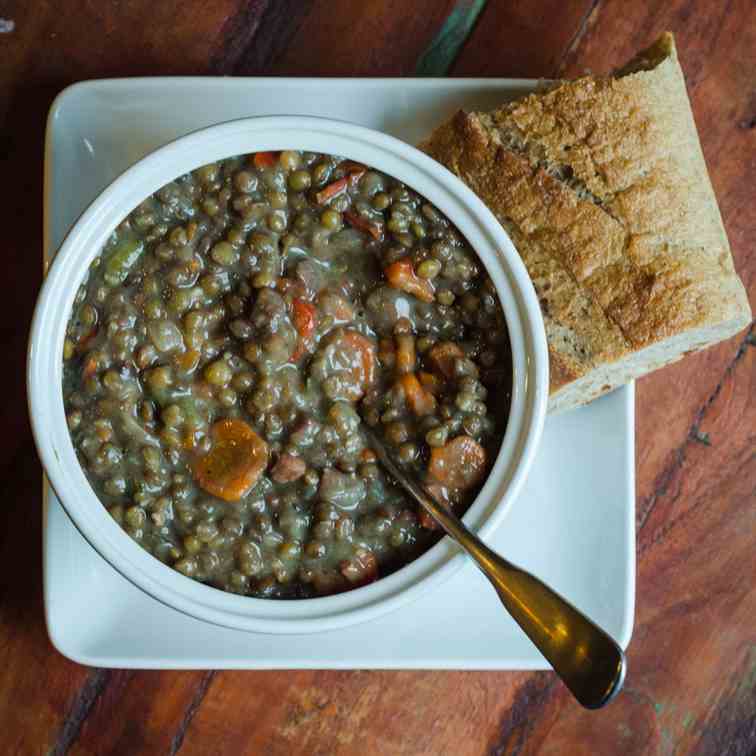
[43,78,635,668]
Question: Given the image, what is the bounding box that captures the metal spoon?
[365,428,626,709]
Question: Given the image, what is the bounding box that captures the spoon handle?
[448,522,626,709]
[368,434,626,708]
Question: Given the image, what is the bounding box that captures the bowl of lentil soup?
[29,116,548,633]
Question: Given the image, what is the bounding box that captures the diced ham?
[427,341,464,379]
[340,549,378,586]
[270,453,307,483]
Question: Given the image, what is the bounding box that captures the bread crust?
[421,33,751,412]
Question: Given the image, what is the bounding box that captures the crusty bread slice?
[421,33,751,413]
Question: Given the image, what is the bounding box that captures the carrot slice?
[384,260,435,303]
[427,341,464,379]
[192,418,269,502]
[315,177,348,205]
[395,333,416,375]
[344,210,383,240]
[82,355,98,380]
[252,151,278,170]
[399,373,437,416]
[428,435,487,491]
[292,298,317,339]
[290,298,317,361]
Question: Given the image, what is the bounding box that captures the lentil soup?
[62,150,512,599]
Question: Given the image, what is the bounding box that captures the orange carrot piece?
[292,298,317,339]
[427,341,464,379]
[428,435,487,491]
[399,373,437,416]
[252,151,278,170]
[290,298,317,360]
[192,418,269,502]
[395,333,416,375]
[384,259,435,303]
[315,177,348,205]
[82,355,98,380]
[344,210,383,240]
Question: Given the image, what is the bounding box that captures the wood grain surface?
[1,0,754,754]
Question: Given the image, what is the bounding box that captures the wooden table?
[2,1,754,753]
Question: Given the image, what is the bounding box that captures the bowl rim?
[28,115,548,634]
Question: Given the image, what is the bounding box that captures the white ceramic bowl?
[28,116,548,634]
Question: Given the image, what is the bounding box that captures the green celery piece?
[103,237,144,287]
